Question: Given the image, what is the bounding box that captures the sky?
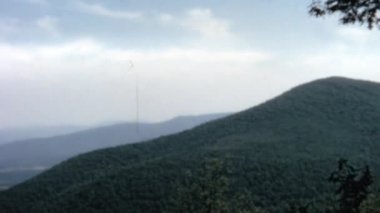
[1,0,380,128]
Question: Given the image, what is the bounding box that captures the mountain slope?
[0,125,92,145]
[1,77,380,212]
[0,113,229,189]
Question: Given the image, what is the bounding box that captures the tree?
[309,0,380,29]
[328,159,373,213]
[168,159,229,213]
[168,158,266,213]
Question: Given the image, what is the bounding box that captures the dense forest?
[1,77,380,212]
[0,113,228,188]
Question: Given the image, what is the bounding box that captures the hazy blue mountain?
[0,125,90,145]
[0,113,229,189]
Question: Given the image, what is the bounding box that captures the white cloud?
[0,39,271,127]
[184,9,232,38]
[300,48,379,76]
[77,2,143,20]
[0,38,269,64]
[278,40,380,88]
[3,36,380,128]
[159,8,233,39]
[297,25,380,77]
[36,16,59,36]
[336,27,375,44]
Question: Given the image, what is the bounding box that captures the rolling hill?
[0,113,229,189]
[0,125,92,145]
[1,77,380,212]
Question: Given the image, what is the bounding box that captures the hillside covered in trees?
[0,113,228,189]
[1,77,380,212]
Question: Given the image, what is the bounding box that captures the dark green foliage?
[169,158,266,213]
[359,195,380,212]
[329,159,373,213]
[309,0,380,29]
[168,159,229,213]
[284,203,311,213]
[286,160,374,213]
[1,77,380,212]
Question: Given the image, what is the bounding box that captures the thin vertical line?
[135,67,140,135]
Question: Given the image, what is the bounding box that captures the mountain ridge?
[1,76,380,212]
[0,113,229,188]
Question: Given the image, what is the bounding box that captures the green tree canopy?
[309,0,380,29]
[329,159,373,213]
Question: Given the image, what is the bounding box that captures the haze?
[1,0,380,128]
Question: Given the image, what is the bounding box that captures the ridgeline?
[1,77,380,212]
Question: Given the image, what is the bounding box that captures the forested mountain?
[0,113,228,189]
[1,77,380,212]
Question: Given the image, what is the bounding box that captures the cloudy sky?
[0,0,379,128]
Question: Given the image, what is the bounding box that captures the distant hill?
[0,113,229,188]
[1,77,380,212]
[0,125,90,145]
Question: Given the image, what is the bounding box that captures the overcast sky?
[1,0,380,128]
